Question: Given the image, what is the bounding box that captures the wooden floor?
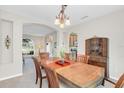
[0,57,114,88]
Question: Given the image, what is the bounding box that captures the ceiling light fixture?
[54,5,70,28]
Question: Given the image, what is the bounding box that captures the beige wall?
[65,9,124,80]
[23,34,45,56]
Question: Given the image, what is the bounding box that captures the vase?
[60,58,65,64]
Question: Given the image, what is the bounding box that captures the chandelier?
[54,5,70,28]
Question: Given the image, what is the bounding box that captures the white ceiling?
[0,5,124,35]
[23,23,56,36]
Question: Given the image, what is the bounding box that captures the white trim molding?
[0,73,23,81]
[110,76,118,81]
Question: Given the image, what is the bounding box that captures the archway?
[23,23,58,57]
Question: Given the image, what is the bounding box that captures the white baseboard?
[0,73,23,81]
[109,76,118,81]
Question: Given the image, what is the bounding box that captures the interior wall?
[1,19,13,64]
[65,9,124,80]
[23,34,45,56]
[45,31,57,57]
[0,10,23,80]
[0,19,1,64]
[0,9,61,81]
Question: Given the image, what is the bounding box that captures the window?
[22,38,34,55]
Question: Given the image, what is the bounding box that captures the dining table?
[39,57,105,88]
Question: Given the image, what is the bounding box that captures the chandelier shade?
[54,5,70,28]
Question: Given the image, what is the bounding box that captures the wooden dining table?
[39,57,105,88]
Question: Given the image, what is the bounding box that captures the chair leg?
[40,78,42,88]
[35,75,38,84]
[102,78,105,86]
[48,82,51,88]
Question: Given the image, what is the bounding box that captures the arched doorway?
[23,23,58,57]
[22,38,35,64]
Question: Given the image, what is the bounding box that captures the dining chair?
[39,52,49,60]
[32,57,46,88]
[115,73,124,88]
[77,54,89,64]
[42,64,70,88]
[44,64,59,88]
[98,73,124,88]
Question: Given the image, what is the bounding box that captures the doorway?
[46,42,52,57]
[22,38,35,56]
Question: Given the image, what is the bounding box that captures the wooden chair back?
[32,57,42,79]
[77,54,89,64]
[42,64,59,88]
[115,73,124,88]
[39,52,49,60]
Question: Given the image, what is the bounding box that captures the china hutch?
[85,37,109,79]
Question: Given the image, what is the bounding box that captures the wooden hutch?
[85,37,109,79]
